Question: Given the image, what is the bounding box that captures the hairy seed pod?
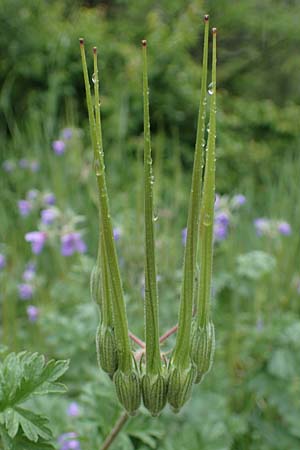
[141,373,168,416]
[167,364,196,413]
[114,369,141,415]
[96,324,118,377]
[191,320,215,384]
[90,265,102,309]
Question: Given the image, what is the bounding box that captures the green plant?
[0,351,69,449]
[80,11,217,432]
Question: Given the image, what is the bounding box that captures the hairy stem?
[100,412,129,450]
[172,15,210,367]
[197,28,217,327]
[142,40,161,375]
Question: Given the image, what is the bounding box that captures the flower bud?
[96,324,118,377]
[141,373,168,416]
[167,364,196,413]
[191,320,215,383]
[114,369,141,415]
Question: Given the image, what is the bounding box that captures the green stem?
[142,40,161,374]
[197,28,217,327]
[172,16,210,366]
[80,40,131,372]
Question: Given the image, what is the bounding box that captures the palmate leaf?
[0,352,68,448]
[0,423,55,450]
[2,407,52,441]
[0,352,69,411]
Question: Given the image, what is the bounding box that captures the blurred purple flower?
[25,231,47,254]
[22,262,36,281]
[58,432,81,450]
[27,305,39,322]
[67,402,80,417]
[232,194,246,207]
[19,158,29,169]
[215,211,229,227]
[61,233,87,257]
[18,200,32,217]
[30,160,40,172]
[214,222,228,241]
[181,227,187,246]
[41,208,57,225]
[113,227,121,241]
[18,283,34,300]
[62,128,73,140]
[43,192,56,206]
[27,189,39,201]
[277,221,291,235]
[254,218,270,236]
[0,254,6,270]
[2,160,15,172]
[52,140,66,155]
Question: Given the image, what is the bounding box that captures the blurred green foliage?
[1,0,300,191]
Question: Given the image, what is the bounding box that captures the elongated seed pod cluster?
[80,15,217,416]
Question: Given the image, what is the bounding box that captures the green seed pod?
[141,373,168,416]
[167,364,196,413]
[96,324,118,377]
[114,369,141,415]
[191,320,215,384]
[90,265,102,309]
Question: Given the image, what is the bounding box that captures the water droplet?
[94,159,101,176]
[150,175,155,185]
[153,215,158,222]
[208,82,213,95]
[92,73,96,84]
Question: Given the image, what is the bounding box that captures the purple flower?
[232,194,246,207]
[30,160,40,172]
[41,208,57,225]
[277,221,291,236]
[43,192,56,206]
[61,233,87,257]
[25,231,47,254]
[62,128,73,140]
[18,200,32,217]
[18,283,34,300]
[52,140,66,155]
[27,305,39,322]
[19,158,29,169]
[254,218,270,236]
[58,432,81,450]
[215,211,229,227]
[0,254,6,270]
[214,222,228,241]
[181,227,187,246]
[27,189,39,201]
[2,160,15,172]
[22,262,36,281]
[113,227,121,241]
[67,402,80,417]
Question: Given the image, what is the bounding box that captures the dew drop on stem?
[208,82,213,95]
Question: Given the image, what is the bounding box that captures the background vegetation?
[1,0,300,449]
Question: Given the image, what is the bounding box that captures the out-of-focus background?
[1,0,300,449]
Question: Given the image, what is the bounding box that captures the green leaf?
[2,407,52,442]
[0,352,69,411]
